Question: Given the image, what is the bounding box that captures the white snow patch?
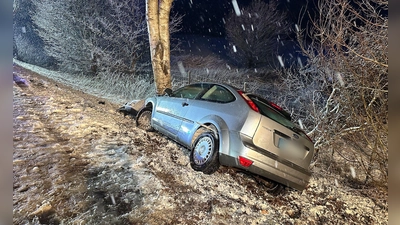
[232,45,237,53]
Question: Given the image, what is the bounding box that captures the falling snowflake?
[335,72,345,86]
[350,166,356,178]
[277,55,284,68]
[232,0,241,16]
[298,119,304,129]
[177,61,187,77]
[297,57,303,68]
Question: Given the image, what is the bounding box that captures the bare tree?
[31,0,177,78]
[146,0,174,95]
[293,0,388,185]
[225,0,291,68]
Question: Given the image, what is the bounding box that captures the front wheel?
[190,131,219,174]
[136,108,153,131]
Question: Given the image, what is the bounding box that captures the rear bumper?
[219,143,311,191]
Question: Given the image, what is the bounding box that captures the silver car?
[136,82,314,191]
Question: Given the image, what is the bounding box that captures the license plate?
[278,138,303,158]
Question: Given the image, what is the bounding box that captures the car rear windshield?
[248,95,296,129]
[249,95,311,140]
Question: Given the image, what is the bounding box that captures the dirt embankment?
[13,64,387,224]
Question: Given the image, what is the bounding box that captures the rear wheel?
[190,127,220,174]
[136,108,153,131]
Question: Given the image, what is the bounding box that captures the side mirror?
[163,88,173,96]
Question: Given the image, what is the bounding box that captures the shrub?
[294,0,388,186]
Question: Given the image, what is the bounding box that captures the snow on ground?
[13,63,387,224]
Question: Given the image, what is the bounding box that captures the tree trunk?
[146,0,173,95]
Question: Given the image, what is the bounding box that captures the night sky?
[171,0,311,37]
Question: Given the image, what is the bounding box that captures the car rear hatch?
[252,115,314,168]
[237,92,314,190]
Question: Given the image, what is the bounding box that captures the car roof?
[183,82,292,120]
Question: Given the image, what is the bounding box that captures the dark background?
[171,0,311,37]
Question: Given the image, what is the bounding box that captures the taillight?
[238,156,253,167]
[237,90,259,112]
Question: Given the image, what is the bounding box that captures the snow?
[231,0,241,16]
[177,61,187,77]
[295,24,300,32]
[277,55,284,67]
[350,166,356,179]
[335,72,345,86]
[13,59,388,225]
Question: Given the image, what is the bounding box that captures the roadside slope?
[13,63,388,224]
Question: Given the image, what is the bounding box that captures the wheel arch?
[191,115,231,157]
[136,99,155,117]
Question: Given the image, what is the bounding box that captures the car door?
[152,97,190,139]
[176,84,241,146]
[152,83,211,140]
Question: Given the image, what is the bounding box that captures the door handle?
[182,102,189,107]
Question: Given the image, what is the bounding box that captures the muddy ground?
[13,64,388,224]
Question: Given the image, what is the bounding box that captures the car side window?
[200,85,235,103]
[171,83,211,99]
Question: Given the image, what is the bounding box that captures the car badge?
[293,133,299,139]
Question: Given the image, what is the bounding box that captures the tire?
[136,108,154,131]
[190,130,220,174]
